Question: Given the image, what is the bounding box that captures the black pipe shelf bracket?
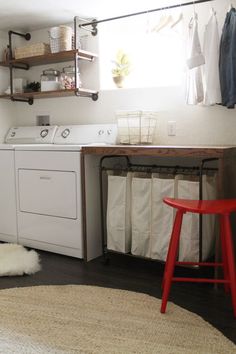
[78,0,213,35]
[8,30,33,105]
[76,17,98,36]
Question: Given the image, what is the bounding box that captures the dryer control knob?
[40,129,49,138]
[98,130,104,135]
[61,128,70,138]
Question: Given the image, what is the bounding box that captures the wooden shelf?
[0,88,98,100]
[0,46,98,103]
[0,49,97,67]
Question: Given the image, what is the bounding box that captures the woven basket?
[49,26,73,53]
[14,43,50,59]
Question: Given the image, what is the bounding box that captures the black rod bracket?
[10,96,34,105]
[74,90,99,101]
[12,63,30,70]
[76,17,98,36]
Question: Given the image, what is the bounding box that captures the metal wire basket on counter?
[116,110,158,145]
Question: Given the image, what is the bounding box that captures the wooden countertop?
[81,145,236,158]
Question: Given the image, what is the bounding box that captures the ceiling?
[0,0,180,31]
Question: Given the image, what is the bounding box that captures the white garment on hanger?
[202,9,221,105]
[186,13,205,105]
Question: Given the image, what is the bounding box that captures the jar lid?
[62,65,79,74]
[42,68,60,76]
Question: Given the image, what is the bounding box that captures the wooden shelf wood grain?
[0,88,98,100]
[0,49,97,67]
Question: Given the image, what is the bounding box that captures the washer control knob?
[40,129,49,138]
[107,129,111,135]
[98,130,104,135]
[10,132,16,137]
[61,128,70,138]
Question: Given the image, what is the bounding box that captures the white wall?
[0,31,16,142]
[3,0,236,146]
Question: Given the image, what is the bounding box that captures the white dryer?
[8,124,117,259]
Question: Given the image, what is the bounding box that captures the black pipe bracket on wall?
[8,30,33,105]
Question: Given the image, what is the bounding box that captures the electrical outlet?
[36,115,50,126]
[167,121,176,136]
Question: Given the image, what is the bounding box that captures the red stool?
[161,198,236,317]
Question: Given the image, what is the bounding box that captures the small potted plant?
[112,50,131,88]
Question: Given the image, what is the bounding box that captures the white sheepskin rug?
[0,243,41,276]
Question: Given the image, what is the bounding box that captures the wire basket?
[116,110,158,145]
[49,26,73,53]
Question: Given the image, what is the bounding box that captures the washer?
[0,143,17,243]
[6,124,117,259]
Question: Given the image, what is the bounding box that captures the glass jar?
[60,65,82,90]
[40,68,61,91]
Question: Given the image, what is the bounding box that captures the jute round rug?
[0,285,235,354]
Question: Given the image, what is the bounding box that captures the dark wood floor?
[0,250,235,345]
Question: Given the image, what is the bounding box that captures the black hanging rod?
[79,0,213,31]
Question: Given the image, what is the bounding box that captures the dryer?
[7,124,117,259]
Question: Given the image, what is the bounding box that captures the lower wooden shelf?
[0,88,99,101]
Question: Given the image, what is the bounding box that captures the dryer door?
[18,169,77,219]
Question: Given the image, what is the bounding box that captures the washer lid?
[5,126,58,144]
[54,124,117,145]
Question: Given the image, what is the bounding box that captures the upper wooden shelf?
[0,49,97,67]
[0,88,98,101]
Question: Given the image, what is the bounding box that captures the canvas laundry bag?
[106,172,132,253]
[177,174,217,262]
[177,175,200,262]
[131,174,152,257]
[202,174,217,260]
[150,174,175,261]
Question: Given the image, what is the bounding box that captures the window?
[98,12,184,90]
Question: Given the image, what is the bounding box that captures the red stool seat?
[161,197,236,317]
[164,197,236,215]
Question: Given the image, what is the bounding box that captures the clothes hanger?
[193,1,198,20]
[145,10,150,34]
[228,2,234,11]
[171,3,183,29]
[210,6,217,15]
[188,1,197,28]
[151,6,174,33]
[209,0,217,16]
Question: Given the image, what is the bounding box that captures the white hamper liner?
[150,175,175,261]
[177,176,200,262]
[131,174,152,257]
[106,172,132,253]
[202,174,217,260]
[177,174,217,262]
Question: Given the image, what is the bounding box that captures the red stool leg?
[162,212,180,289]
[220,216,230,293]
[161,209,184,313]
[221,214,236,317]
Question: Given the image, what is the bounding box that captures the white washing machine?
[0,144,17,243]
[4,124,117,259]
[0,125,58,244]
